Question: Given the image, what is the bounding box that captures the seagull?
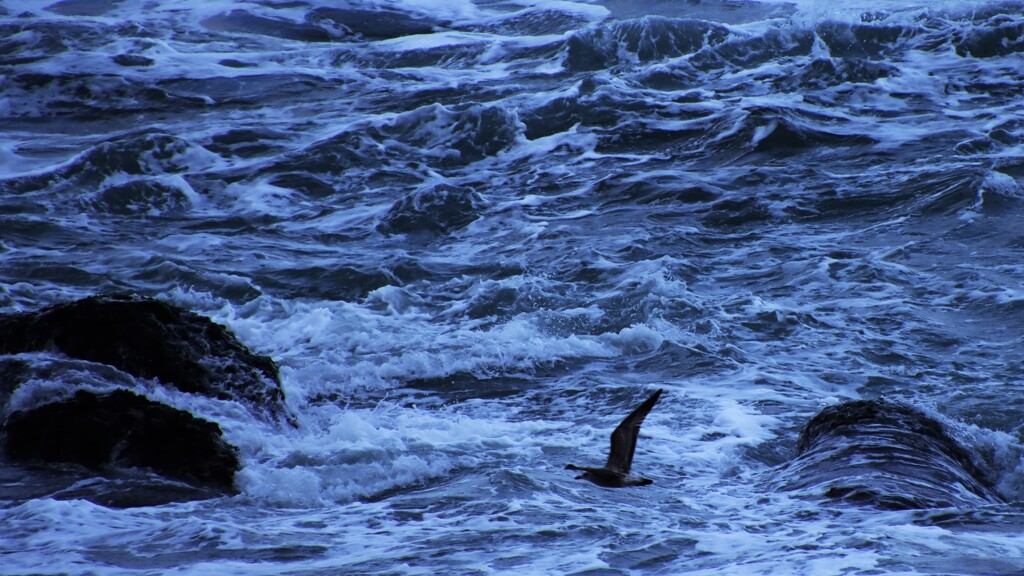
[566,388,663,487]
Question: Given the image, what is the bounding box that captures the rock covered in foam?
[779,399,1002,509]
[0,294,287,421]
[0,295,292,506]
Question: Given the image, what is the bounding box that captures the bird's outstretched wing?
[605,388,663,473]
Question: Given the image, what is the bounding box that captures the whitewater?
[2,0,1024,573]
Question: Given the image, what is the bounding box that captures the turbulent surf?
[2,0,1024,573]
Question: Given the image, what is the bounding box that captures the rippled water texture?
[2,0,1024,574]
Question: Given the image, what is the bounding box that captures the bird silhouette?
[566,388,663,487]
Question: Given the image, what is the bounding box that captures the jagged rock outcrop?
[0,294,287,420]
[0,294,289,506]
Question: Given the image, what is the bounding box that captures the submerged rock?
[778,399,1002,510]
[0,294,287,421]
[3,389,239,494]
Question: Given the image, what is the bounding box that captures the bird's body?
[566,388,663,488]
[564,464,653,487]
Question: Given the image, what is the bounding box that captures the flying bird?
[566,388,663,487]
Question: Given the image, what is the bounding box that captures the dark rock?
[778,399,1003,509]
[2,389,239,493]
[0,294,288,422]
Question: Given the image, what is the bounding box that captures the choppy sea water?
[3,0,1024,573]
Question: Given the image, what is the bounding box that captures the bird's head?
[565,464,590,480]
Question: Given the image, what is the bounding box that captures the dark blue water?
[3,0,1024,573]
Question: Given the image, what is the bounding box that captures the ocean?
[2,0,1024,573]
